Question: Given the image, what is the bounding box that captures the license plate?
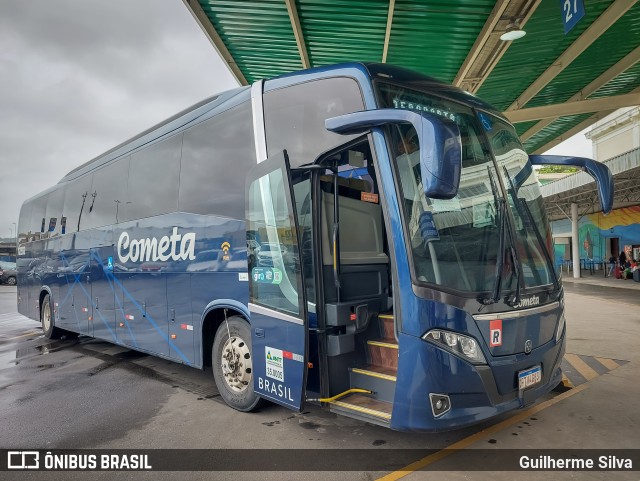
[518,365,542,391]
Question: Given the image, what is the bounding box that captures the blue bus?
[17,63,613,432]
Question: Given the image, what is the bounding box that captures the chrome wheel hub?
[220,335,252,393]
[42,304,51,332]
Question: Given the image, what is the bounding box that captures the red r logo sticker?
[490,319,502,347]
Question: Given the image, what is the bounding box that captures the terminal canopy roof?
[184,0,640,154]
[542,147,640,221]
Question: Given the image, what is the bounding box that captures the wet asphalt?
[0,283,638,481]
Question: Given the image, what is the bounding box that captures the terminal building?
[541,108,640,274]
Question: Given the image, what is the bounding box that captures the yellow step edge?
[379,314,394,319]
[331,400,392,420]
[351,367,397,382]
[367,340,398,349]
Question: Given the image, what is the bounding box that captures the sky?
[0,0,596,240]
[543,127,593,158]
[0,0,238,239]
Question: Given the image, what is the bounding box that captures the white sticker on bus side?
[238,272,248,281]
[265,346,284,382]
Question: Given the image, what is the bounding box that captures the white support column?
[571,203,581,279]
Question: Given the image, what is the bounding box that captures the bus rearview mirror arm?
[528,155,614,214]
[325,109,462,200]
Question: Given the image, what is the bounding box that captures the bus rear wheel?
[41,294,63,340]
[212,316,263,412]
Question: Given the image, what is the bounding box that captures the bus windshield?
[377,83,554,295]
[484,113,554,289]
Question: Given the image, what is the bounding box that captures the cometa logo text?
[514,295,540,309]
[117,227,196,263]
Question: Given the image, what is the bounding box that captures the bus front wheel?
[41,294,63,340]
[212,316,263,412]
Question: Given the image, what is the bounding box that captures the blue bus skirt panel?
[390,332,565,432]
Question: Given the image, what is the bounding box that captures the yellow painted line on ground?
[594,356,620,371]
[1,331,40,342]
[375,384,588,481]
[564,353,599,381]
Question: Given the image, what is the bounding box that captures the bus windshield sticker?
[252,267,283,284]
[419,212,440,242]
[361,192,379,203]
[265,347,285,382]
[431,197,461,213]
[477,112,493,132]
[473,202,496,228]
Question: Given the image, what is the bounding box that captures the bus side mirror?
[325,109,462,199]
[529,155,614,214]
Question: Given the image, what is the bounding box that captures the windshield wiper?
[484,199,507,306]
[479,167,507,308]
[501,166,560,302]
[505,243,523,307]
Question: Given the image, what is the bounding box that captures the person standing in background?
[608,255,616,277]
[619,251,627,269]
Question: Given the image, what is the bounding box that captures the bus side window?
[62,173,93,234]
[44,187,64,237]
[84,156,129,228]
[18,202,32,245]
[263,77,365,168]
[29,194,47,240]
[179,101,255,219]
[124,135,182,222]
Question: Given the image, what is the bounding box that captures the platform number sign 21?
[561,0,585,34]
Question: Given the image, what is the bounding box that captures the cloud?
[0,0,238,236]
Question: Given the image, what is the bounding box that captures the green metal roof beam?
[285,0,310,68]
[532,86,640,154]
[453,0,509,88]
[182,0,248,85]
[505,92,640,123]
[506,0,637,111]
[521,45,640,141]
[382,0,396,63]
[464,0,542,94]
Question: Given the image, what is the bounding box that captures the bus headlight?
[555,312,566,342]
[423,330,486,365]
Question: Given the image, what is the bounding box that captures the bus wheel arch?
[207,311,264,412]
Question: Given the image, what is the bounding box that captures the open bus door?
[246,150,309,411]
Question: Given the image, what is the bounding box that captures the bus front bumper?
[389,332,565,432]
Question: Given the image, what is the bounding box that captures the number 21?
[564,0,578,22]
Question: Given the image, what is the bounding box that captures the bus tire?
[41,294,63,340]
[212,316,263,412]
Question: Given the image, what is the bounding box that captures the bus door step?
[329,393,392,427]
[349,365,396,403]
